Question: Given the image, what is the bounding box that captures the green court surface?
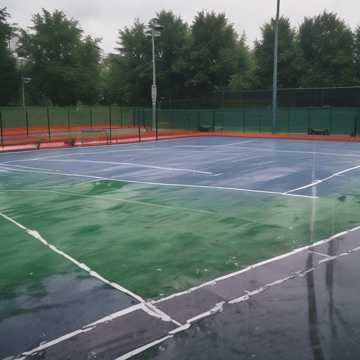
[1,170,359,302]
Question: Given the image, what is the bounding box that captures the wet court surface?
[0,136,360,359]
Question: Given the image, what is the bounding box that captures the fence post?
[25,110,29,136]
[67,108,71,131]
[287,108,291,134]
[0,111,3,147]
[259,111,262,133]
[329,107,333,134]
[156,107,159,140]
[47,107,51,141]
[109,105,112,144]
[212,110,216,131]
[242,108,246,133]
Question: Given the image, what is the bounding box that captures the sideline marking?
[14,304,143,359]
[285,164,360,194]
[0,211,181,328]
[11,224,360,360]
[0,164,318,199]
[153,224,360,304]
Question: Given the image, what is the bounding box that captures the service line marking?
[0,163,317,199]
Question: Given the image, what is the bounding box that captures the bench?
[80,128,110,144]
[308,128,330,136]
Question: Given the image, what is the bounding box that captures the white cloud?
[6,0,360,54]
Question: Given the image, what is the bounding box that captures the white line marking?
[12,224,360,360]
[0,163,318,199]
[0,210,180,328]
[15,304,144,359]
[285,164,360,194]
[114,335,173,360]
[174,145,360,158]
[45,158,216,175]
[153,224,360,304]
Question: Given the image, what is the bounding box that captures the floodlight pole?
[151,30,157,132]
[272,0,280,134]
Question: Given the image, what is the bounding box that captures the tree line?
[1,7,360,106]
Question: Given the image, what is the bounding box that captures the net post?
[0,111,3,148]
[109,105,112,144]
[212,110,216,132]
[47,107,51,141]
[120,107,123,127]
[307,107,311,134]
[25,109,29,136]
[138,126,141,142]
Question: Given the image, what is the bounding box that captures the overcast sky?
[6,0,358,54]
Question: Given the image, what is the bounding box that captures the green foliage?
[298,11,354,87]
[254,17,299,89]
[188,11,237,93]
[0,8,20,105]
[151,11,190,99]
[354,26,360,84]
[229,34,255,90]
[17,9,101,105]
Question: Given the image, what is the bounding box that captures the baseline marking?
[0,163,318,199]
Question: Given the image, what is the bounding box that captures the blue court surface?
[1,136,360,360]
[1,136,360,197]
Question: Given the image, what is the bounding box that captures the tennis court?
[1,136,360,359]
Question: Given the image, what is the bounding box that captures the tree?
[0,8,20,105]
[18,9,101,105]
[112,20,152,104]
[107,11,191,105]
[298,11,354,87]
[77,35,102,104]
[150,10,190,100]
[229,33,255,90]
[354,26,360,84]
[188,11,237,94]
[254,17,299,89]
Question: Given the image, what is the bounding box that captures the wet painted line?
[0,164,318,199]
[116,227,360,360]
[10,225,360,360]
[153,225,360,304]
[285,163,360,194]
[0,211,181,328]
